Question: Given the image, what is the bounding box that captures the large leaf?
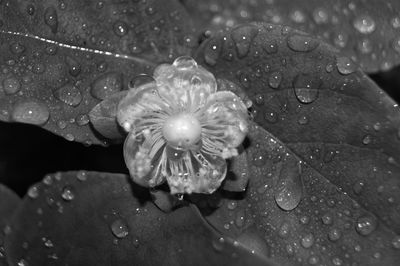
[183,0,400,73]
[0,184,20,266]
[192,23,400,265]
[4,171,274,266]
[0,0,197,145]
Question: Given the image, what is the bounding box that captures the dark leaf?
[0,184,20,265]
[0,0,197,145]
[193,23,400,265]
[4,171,274,266]
[183,0,400,73]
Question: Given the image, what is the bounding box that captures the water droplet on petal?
[54,83,82,107]
[173,56,198,69]
[212,237,225,252]
[27,185,40,199]
[328,228,342,241]
[2,76,21,94]
[12,100,50,126]
[65,57,81,77]
[357,39,373,54]
[362,134,372,145]
[274,157,303,211]
[337,57,357,75]
[91,72,123,100]
[204,40,220,66]
[110,219,129,239]
[44,7,58,33]
[353,15,376,34]
[313,8,329,24]
[355,215,377,236]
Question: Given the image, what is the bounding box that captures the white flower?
[117,56,249,194]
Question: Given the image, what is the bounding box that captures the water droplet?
[313,8,329,24]
[301,233,314,248]
[355,215,377,236]
[274,157,303,211]
[336,57,357,75]
[264,111,278,123]
[357,39,373,54]
[44,7,58,34]
[65,57,81,77]
[298,115,308,125]
[113,21,129,37]
[252,150,267,167]
[293,74,320,104]
[76,114,90,126]
[212,237,225,252]
[110,219,129,239]
[204,40,220,66]
[17,259,28,266]
[10,42,25,54]
[27,4,35,15]
[333,32,348,48]
[392,235,400,249]
[353,181,364,195]
[287,35,319,52]
[353,15,376,34]
[268,72,282,89]
[2,76,21,94]
[76,171,87,181]
[173,56,198,69]
[231,26,257,58]
[321,213,333,225]
[43,238,54,248]
[91,72,123,100]
[328,228,342,241]
[27,185,40,199]
[61,186,75,201]
[332,257,343,266]
[12,100,50,126]
[278,222,290,238]
[54,83,82,107]
[226,201,237,210]
[262,39,278,54]
[362,134,372,145]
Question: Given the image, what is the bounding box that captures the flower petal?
[165,151,227,194]
[153,56,217,112]
[200,91,249,155]
[123,130,166,188]
[117,82,172,132]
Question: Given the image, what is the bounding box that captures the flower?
[117,56,249,194]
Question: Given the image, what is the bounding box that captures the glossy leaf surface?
[193,22,400,265]
[183,0,400,73]
[4,171,273,266]
[0,0,196,145]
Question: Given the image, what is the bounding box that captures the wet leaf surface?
[0,184,20,265]
[193,23,400,265]
[183,0,400,73]
[4,171,274,266]
[0,0,197,145]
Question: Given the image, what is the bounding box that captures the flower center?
[162,113,201,150]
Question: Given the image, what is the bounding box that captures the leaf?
[183,0,400,73]
[4,171,275,266]
[0,0,197,145]
[0,184,20,265]
[193,23,400,265]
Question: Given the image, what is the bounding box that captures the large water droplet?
[173,56,198,69]
[293,74,320,104]
[274,157,303,211]
[287,35,319,52]
[353,15,376,34]
[2,76,21,94]
[44,7,58,34]
[12,100,50,126]
[54,83,82,107]
[91,72,123,100]
[336,57,357,75]
[355,215,377,236]
[110,219,129,239]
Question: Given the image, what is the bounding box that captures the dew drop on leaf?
[355,215,377,236]
[11,100,50,126]
[110,219,129,239]
[293,74,320,104]
[274,157,303,211]
[27,185,40,199]
[301,233,315,248]
[2,76,21,95]
[287,35,319,52]
[53,83,82,107]
[113,21,129,37]
[91,72,123,100]
[44,6,58,34]
[61,186,75,201]
[268,71,282,89]
[336,57,357,75]
[328,228,342,242]
[353,14,376,34]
